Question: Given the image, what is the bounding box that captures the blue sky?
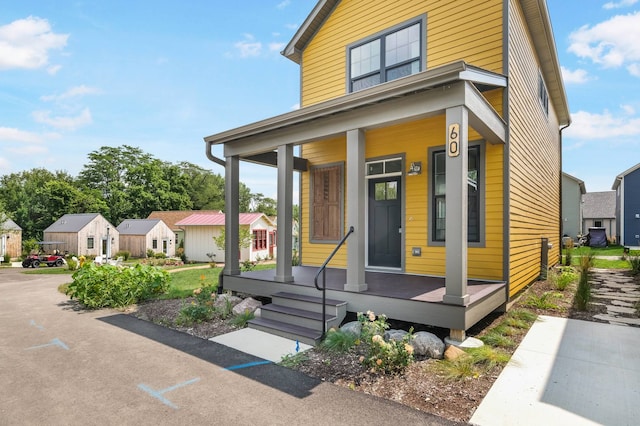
[1,1,639,198]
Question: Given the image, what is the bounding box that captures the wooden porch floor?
[239,266,505,306]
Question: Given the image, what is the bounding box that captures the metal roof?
[43,213,102,233]
[147,210,222,230]
[175,213,271,227]
[117,219,163,235]
[582,191,616,219]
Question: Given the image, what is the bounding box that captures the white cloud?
[41,85,102,102]
[285,23,299,30]
[234,34,262,58]
[277,0,291,9]
[0,127,45,143]
[628,63,640,77]
[561,66,590,84]
[7,144,48,155]
[603,0,638,9]
[269,42,285,52]
[621,104,636,115]
[0,157,9,170]
[32,108,92,130]
[291,103,300,110]
[568,11,640,76]
[0,16,68,71]
[47,64,62,75]
[565,109,640,139]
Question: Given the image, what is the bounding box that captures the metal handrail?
[314,226,354,338]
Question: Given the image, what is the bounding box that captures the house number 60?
[448,123,460,157]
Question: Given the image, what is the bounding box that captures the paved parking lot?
[0,268,457,425]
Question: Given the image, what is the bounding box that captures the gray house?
[562,172,586,239]
[612,163,640,246]
[43,213,119,258]
[117,219,175,258]
[582,191,616,243]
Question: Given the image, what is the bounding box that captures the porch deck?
[222,266,507,332]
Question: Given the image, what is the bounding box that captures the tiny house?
[43,213,119,258]
[117,219,175,258]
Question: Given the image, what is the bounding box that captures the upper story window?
[349,19,423,92]
[538,72,549,116]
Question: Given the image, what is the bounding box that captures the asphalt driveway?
[0,267,458,425]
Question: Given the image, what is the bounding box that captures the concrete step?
[248,317,322,346]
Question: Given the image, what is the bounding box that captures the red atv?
[22,242,67,268]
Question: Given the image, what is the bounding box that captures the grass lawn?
[164,263,276,299]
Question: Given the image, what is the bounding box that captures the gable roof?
[582,191,616,219]
[612,162,640,190]
[282,0,569,126]
[44,213,101,233]
[117,219,164,235]
[1,218,21,231]
[175,213,272,227]
[147,210,222,230]
[562,172,586,194]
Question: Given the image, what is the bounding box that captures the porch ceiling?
[204,61,507,159]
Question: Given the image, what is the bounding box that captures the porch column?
[443,106,470,306]
[275,144,294,282]
[224,155,241,275]
[345,128,367,292]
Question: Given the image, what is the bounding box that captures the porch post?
[224,155,241,275]
[275,144,294,282]
[443,106,470,306]
[345,128,367,292]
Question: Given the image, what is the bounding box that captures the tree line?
[0,145,277,241]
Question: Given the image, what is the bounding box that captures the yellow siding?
[507,0,561,296]
[301,0,503,106]
[300,115,504,281]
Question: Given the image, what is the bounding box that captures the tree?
[0,168,78,240]
[177,162,225,210]
[250,193,277,217]
[212,227,253,253]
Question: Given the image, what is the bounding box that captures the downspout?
[205,140,226,167]
[559,120,571,265]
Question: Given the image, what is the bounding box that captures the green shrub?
[321,328,359,352]
[231,309,255,328]
[629,255,640,275]
[549,267,578,291]
[177,302,213,325]
[115,251,130,261]
[356,311,413,374]
[523,291,561,310]
[146,249,154,258]
[65,263,170,309]
[575,254,594,311]
[154,252,167,259]
[66,258,78,271]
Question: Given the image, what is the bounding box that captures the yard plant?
[65,263,170,309]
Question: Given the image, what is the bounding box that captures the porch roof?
[204,61,507,160]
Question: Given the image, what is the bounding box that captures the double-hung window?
[349,19,423,92]
[253,229,267,250]
[431,145,482,243]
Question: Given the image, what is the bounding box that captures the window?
[538,72,549,116]
[253,229,267,250]
[87,237,94,249]
[349,20,423,92]
[594,220,602,228]
[152,239,158,249]
[311,163,343,242]
[431,145,481,243]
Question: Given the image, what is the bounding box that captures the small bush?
[66,258,78,271]
[523,291,561,310]
[241,259,256,271]
[177,302,213,325]
[146,249,154,258]
[154,252,167,259]
[629,255,640,275]
[65,263,170,309]
[115,251,130,261]
[549,267,578,291]
[321,328,359,352]
[231,309,255,328]
[356,311,413,374]
[575,254,594,311]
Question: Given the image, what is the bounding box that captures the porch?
[222,266,507,333]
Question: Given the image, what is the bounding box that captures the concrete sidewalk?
[471,315,640,426]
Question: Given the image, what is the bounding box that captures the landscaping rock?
[340,321,362,337]
[232,297,262,315]
[384,329,408,342]
[412,331,445,359]
[214,293,242,308]
[444,344,468,361]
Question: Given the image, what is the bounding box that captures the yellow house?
[204,0,569,344]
